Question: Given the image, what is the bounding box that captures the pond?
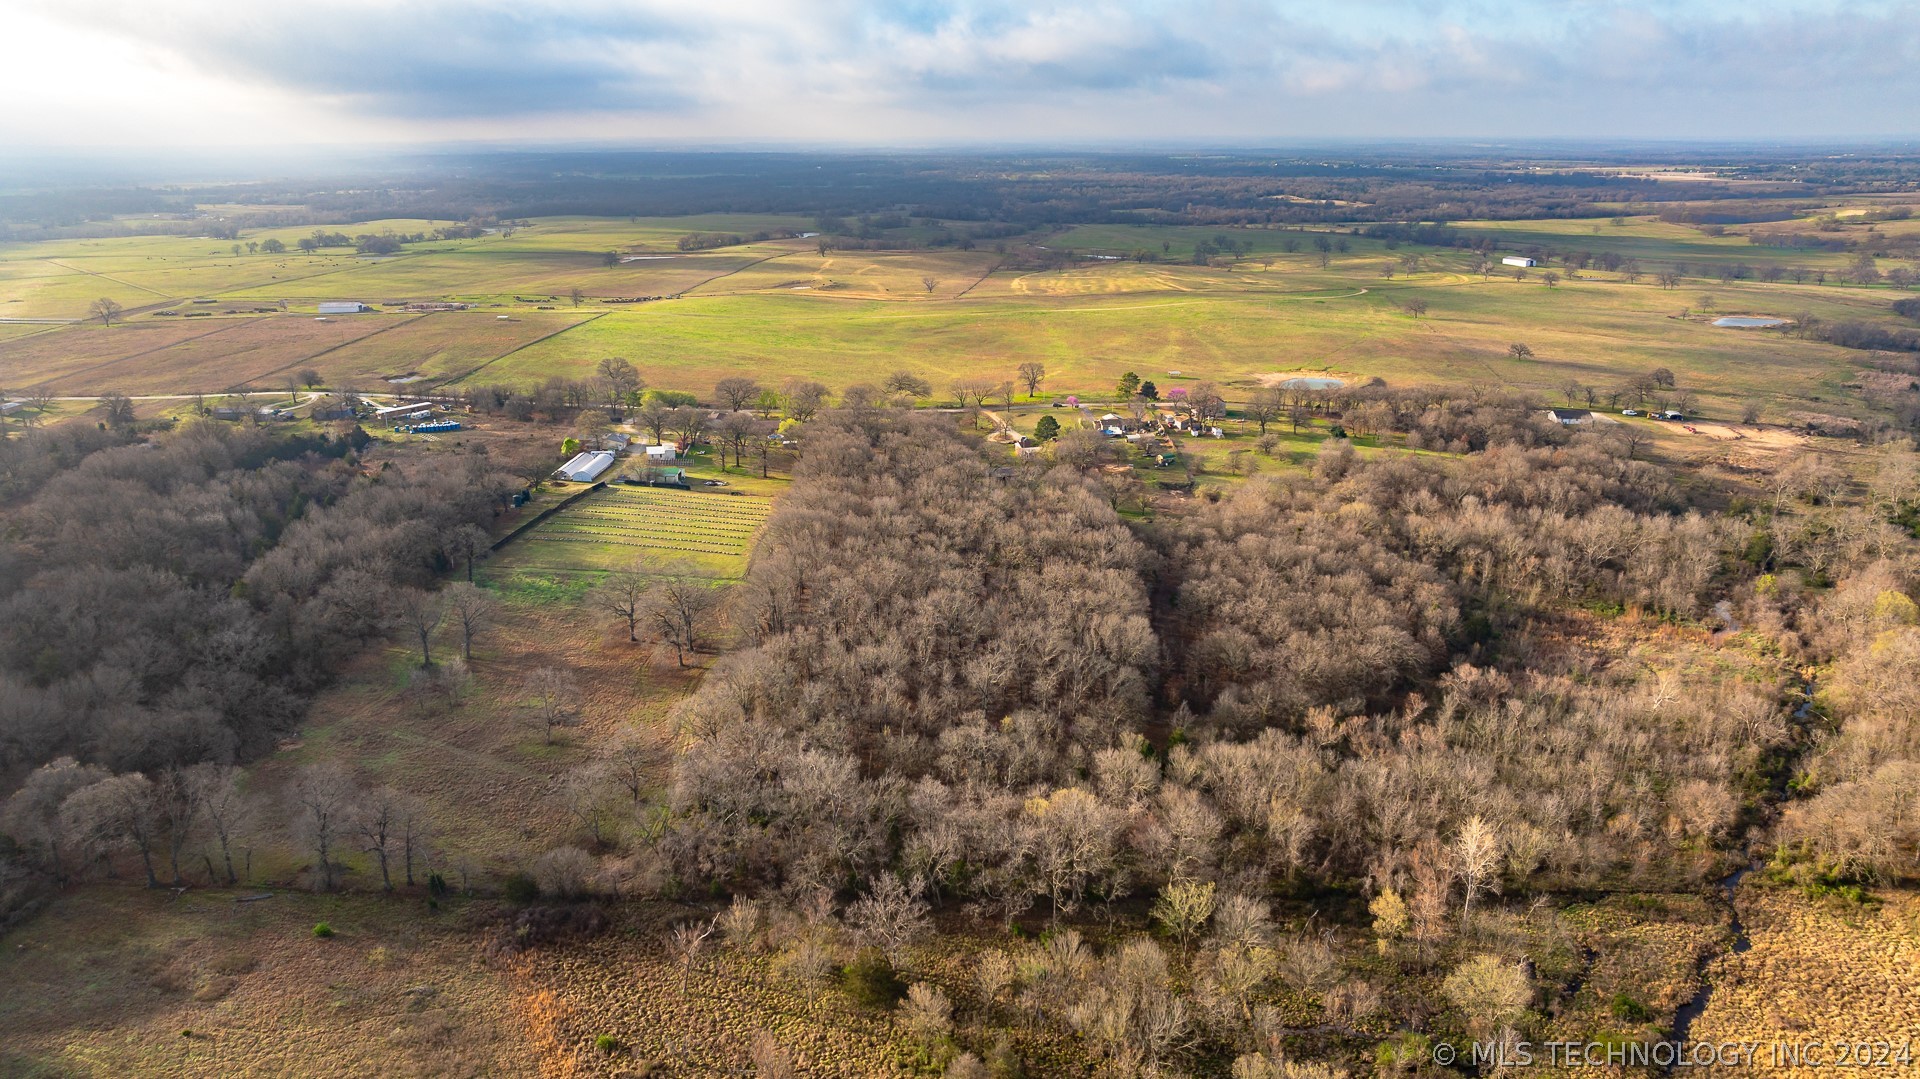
[1280,376,1344,390]
[1712,316,1788,328]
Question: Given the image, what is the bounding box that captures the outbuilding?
[1544,408,1593,425]
[317,301,373,314]
[644,444,677,461]
[1501,256,1537,268]
[557,450,617,482]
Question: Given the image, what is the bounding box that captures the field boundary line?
[676,250,793,296]
[11,317,261,390]
[437,311,607,387]
[952,258,1008,299]
[44,258,173,299]
[241,313,429,388]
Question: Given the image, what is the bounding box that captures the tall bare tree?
[394,588,444,668]
[291,764,358,892]
[524,666,580,745]
[442,582,497,663]
[644,573,716,667]
[1016,362,1047,398]
[592,563,651,642]
[714,376,762,412]
[89,297,124,326]
[441,523,491,583]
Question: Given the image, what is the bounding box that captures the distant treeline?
[10,149,1919,239]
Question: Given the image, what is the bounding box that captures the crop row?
[543,522,749,544]
[525,533,746,556]
[602,491,772,510]
[583,509,770,527]
[553,517,761,540]
[590,507,771,524]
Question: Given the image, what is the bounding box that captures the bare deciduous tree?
[291,763,358,892]
[394,588,443,668]
[89,297,124,326]
[1016,361,1047,398]
[442,582,497,663]
[643,572,716,666]
[524,666,580,745]
[667,917,718,992]
[592,563,651,643]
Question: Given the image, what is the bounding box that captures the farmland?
[4,151,1920,1079]
[1,208,1914,435]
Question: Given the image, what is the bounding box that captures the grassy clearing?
[0,887,530,1077]
[1689,887,1920,1062]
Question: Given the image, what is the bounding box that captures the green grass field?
[3,210,1914,430]
[497,484,772,582]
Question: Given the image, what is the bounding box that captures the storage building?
[318,301,373,314]
[557,450,617,483]
[1501,257,1537,268]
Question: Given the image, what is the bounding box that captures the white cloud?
[4,1,1917,146]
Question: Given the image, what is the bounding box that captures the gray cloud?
[22,0,1920,137]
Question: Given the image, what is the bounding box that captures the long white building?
[557,451,616,482]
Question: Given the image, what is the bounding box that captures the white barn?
[557,451,616,482]
[318,301,373,314]
[1501,256,1537,268]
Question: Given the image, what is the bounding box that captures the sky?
[4,0,1916,149]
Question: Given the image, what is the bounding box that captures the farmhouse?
[317,301,373,314]
[1502,256,1537,268]
[1544,408,1593,425]
[557,450,617,483]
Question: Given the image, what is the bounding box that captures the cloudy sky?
[5,1,1915,148]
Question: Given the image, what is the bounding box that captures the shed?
[557,450,616,482]
[373,401,432,419]
[644,444,677,461]
[0,401,24,416]
[318,301,373,314]
[1544,408,1593,425]
[1501,256,1537,268]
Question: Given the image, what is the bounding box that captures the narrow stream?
[1667,680,1812,1056]
[1668,863,1755,1047]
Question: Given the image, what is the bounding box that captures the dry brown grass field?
[1689,889,1920,1075]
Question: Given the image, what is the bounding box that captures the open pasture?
[313,308,601,386]
[0,313,410,393]
[2,212,1913,428]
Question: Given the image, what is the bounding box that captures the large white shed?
[557,451,616,482]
